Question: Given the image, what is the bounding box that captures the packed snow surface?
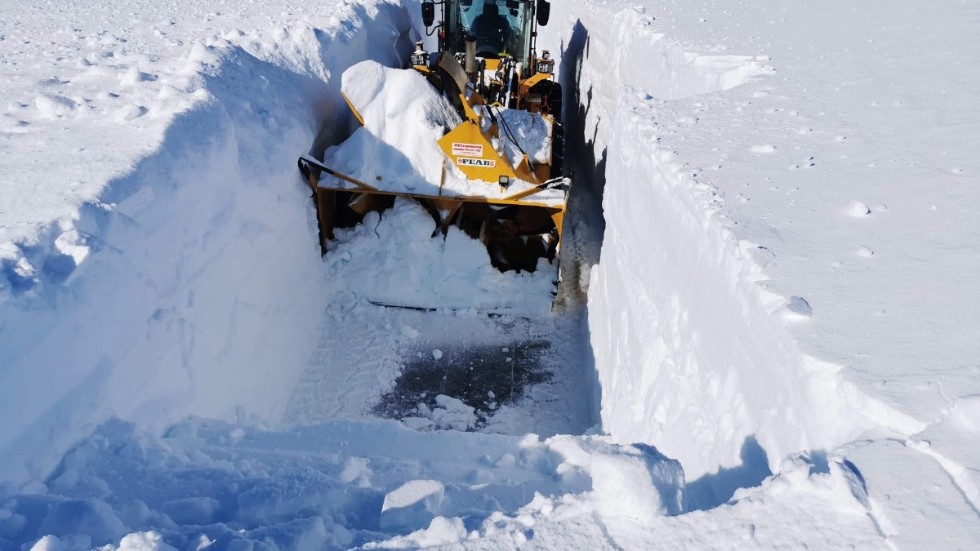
[1,0,979,548]
[322,198,557,313]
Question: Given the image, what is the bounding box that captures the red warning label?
[452,142,484,157]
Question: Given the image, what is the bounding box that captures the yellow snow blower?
[298,0,567,273]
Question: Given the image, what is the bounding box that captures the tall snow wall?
[540,2,917,483]
[0,1,417,485]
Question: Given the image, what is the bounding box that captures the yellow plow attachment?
[298,54,568,274]
[297,153,568,273]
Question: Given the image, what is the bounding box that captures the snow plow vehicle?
[298,0,567,274]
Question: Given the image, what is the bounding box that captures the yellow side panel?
[550,211,565,238]
[518,72,553,98]
[458,93,481,124]
[347,193,386,216]
[437,121,519,185]
[513,156,540,184]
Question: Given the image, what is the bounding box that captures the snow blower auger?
[298,0,568,275]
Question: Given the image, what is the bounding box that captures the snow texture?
[0,0,418,486]
[1,0,978,548]
[541,0,980,547]
[323,198,557,313]
[327,60,462,194]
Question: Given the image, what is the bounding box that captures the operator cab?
[450,0,532,61]
[471,2,510,55]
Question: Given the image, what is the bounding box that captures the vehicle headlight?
[536,50,554,74]
[410,41,428,67]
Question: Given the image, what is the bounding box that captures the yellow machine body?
[299,1,567,274]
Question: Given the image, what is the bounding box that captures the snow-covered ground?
[1,0,978,549]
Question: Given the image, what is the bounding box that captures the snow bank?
[542,0,979,544]
[462,454,886,550]
[540,0,832,480]
[0,0,416,485]
[543,0,918,465]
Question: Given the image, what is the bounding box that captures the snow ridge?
[0,0,416,485]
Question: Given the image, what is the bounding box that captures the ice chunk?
[847,200,871,216]
[159,497,220,525]
[29,536,66,551]
[430,395,476,431]
[33,94,77,118]
[370,516,467,548]
[338,457,372,487]
[380,480,445,531]
[327,199,556,314]
[37,499,126,545]
[116,531,178,551]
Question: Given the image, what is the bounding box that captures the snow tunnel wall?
[0,1,417,485]
[541,1,903,480]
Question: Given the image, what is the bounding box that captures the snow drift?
[542,0,980,544]
[0,0,417,485]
